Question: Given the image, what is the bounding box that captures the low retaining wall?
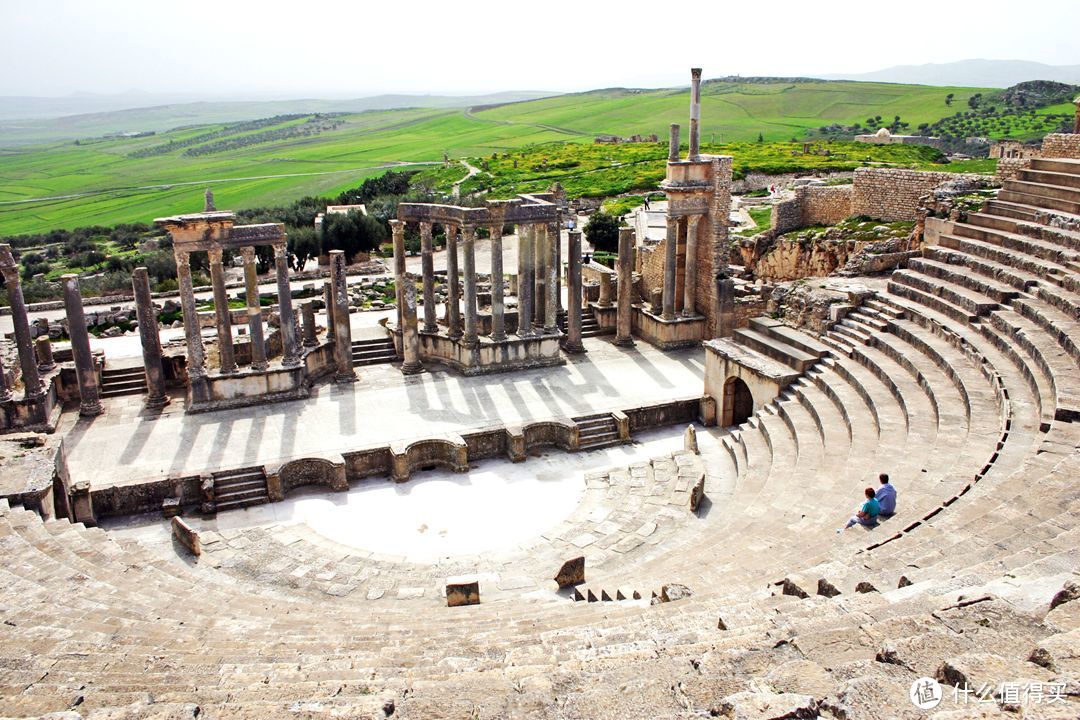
[81,395,710,519]
[851,168,983,222]
[1041,133,1080,160]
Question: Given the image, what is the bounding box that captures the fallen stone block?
[817,579,841,598]
[660,583,693,603]
[1049,580,1080,611]
[171,516,201,557]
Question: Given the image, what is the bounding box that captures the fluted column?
[518,224,534,336]
[419,222,437,333]
[662,216,678,320]
[240,246,267,370]
[462,225,478,347]
[489,219,506,341]
[329,250,355,383]
[390,220,406,328]
[323,284,335,336]
[533,222,547,330]
[562,230,585,353]
[62,274,102,416]
[274,244,301,367]
[132,267,168,408]
[445,224,462,339]
[614,227,635,347]
[207,247,236,374]
[544,220,559,334]
[683,215,701,317]
[0,245,42,398]
[400,275,424,375]
[174,250,206,380]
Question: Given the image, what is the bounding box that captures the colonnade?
[173,243,301,380]
[390,218,584,360]
[661,213,704,320]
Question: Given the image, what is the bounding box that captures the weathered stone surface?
[1049,580,1080,610]
[660,583,693,603]
[712,690,819,720]
[780,578,809,599]
[817,578,841,598]
[554,556,585,588]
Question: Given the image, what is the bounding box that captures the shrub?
[583,211,622,253]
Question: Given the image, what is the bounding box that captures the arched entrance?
[721,376,754,427]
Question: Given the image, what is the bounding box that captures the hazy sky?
[2,0,1078,98]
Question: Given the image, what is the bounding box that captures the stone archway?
[721,376,754,427]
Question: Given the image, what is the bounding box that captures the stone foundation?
[632,307,705,350]
[187,364,310,413]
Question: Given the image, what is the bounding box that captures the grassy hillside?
[0,79,1018,235]
[475,80,991,142]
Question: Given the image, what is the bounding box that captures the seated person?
[876,473,897,516]
[839,487,880,532]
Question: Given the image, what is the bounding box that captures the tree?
[968,93,982,109]
[287,226,320,271]
[756,132,764,143]
[946,93,955,106]
[583,211,622,254]
[321,210,387,263]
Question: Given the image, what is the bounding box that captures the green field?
[0,79,1010,235]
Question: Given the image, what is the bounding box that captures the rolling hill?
[0,78,1013,235]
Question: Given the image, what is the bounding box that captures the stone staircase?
[211,466,270,512]
[729,315,830,372]
[99,365,147,398]
[572,412,623,449]
[558,309,606,338]
[351,336,397,367]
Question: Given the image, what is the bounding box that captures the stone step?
[999,188,1080,216]
[732,328,817,372]
[1019,167,1080,190]
[907,257,1020,304]
[923,245,1039,293]
[102,366,147,379]
[968,210,1080,253]
[748,316,830,357]
[937,234,1075,293]
[1004,178,1080,204]
[983,199,1039,222]
[864,298,905,319]
[1030,156,1080,176]
[953,221,1080,266]
[890,269,996,318]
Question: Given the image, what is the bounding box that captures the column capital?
[389,219,405,235]
[207,246,224,263]
[272,243,288,260]
[240,245,256,261]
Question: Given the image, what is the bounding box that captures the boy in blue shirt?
[839,487,880,532]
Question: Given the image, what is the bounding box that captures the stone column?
[0,354,11,403]
[462,225,478,347]
[489,219,506,341]
[555,217,563,313]
[614,228,635,347]
[668,123,681,163]
[207,247,236,374]
[240,246,267,371]
[683,215,701,317]
[35,337,55,372]
[322,283,335,336]
[419,222,437,333]
[688,68,702,161]
[274,244,302,368]
[132,267,168,408]
[390,220,406,327]
[598,272,613,308]
[544,221,559,334]
[400,275,424,375]
[662,216,678,320]
[563,230,585,354]
[62,275,102,416]
[329,250,355,383]
[534,222,547,329]
[301,301,318,347]
[518,224,534,336]
[0,245,43,398]
[445,224,462,339]
[174,250,206,380]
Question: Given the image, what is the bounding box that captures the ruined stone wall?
[851,168,978,222]
[1041,133,1080,159]
[997,157,1032,182]
[639,243,664,297]
[703,155,733,337]
[731,170,852,194]
[770,185,853,236]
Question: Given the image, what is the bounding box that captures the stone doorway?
[721,376,754,427]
